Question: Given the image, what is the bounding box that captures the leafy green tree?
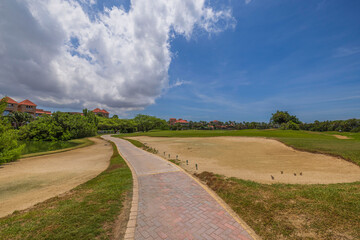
[270,110,301,125]
[7,111,33,129]
[280,121,300,130]
[19,111,97,141]
[0,99,24,163]
[134,114,168,132]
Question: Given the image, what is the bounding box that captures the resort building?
[35,109,52,117]
[2,97,43,116]
[169,118,189,125]
[92,108,109,118]
[2,97,111,118]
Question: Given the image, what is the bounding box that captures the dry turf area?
[0,137,112,218]
[129,136,360,184]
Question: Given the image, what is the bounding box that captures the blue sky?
[138,0,360,122]
[1,0,359,123]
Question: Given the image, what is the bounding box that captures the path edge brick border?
[103,136,138,240]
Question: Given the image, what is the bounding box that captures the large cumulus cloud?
[0,0,234,112]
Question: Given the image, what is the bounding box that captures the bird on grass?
[300,172,302,176]
[294,173,297,176]
[271,175,274,180]
[281,171,283,174]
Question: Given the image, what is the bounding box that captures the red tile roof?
[176,119,188,124]
[19,99,37,106]
[36,109,52,115]
[92,108,109,114]
[169,118,189,124]
[2,97,18,104]
[92,108,102,113]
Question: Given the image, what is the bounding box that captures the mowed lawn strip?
[20,138,94,159]
[195,172,360,240]
[114,129,360,166]
[0,141,132,240]
[119,130,360,239]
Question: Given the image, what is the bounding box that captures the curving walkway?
[103,136,257,240]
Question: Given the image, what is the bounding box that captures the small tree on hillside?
[7,111,33,129]
[270,110,301,125]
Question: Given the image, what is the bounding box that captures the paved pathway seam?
[169,163,259,239]
[103,136,259,240]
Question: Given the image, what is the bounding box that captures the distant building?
[169,118,189,125]
[2,97,112,118]
[35,109,52,117]
[2,97,44,116]
[3,97,18,115]
[92,108,109,118]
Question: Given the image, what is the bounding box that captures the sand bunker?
[0,137,112,218]
[129,136,360,184]
[333,134,352,139]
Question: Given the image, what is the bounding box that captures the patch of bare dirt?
[130,136,360,184]
[0,137,112,218]
[333,135,352,139]
[110,191,132,240]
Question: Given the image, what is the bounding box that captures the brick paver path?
[104,136,255,240]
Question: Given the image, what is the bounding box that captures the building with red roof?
[2,97,52,117]
[2,97,19,115]
[92,108,109,118]
[169,118,189,125]
[35,109,52,117]
[18,99,37,116]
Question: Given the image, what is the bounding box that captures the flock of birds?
[271,171,302,180]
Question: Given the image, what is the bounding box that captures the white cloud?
[333,47,360,58]
[245,0,252,5]
[170,79,192,88]
[0,0,234,113]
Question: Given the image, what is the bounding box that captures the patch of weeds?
[122,138,158,154]
[169,159,181,165]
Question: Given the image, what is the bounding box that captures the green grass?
[196,172,360,240]
[0,141,132,240]
[114,129,360,166]
[20,138,94,158]
[121,137,159,154]
[123,138,145,148]
[21,140,79,155]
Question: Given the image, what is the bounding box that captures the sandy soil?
[129,136,360,184]
[0,137,112,218]
[333,134,352,139]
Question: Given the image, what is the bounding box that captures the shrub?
[19,112,97,141]
[0,99,24,163]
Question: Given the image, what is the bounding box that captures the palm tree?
[7,111,33,129]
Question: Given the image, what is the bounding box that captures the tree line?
[1,96,359,165]
[0,98,168,163]
[168,111,360,132]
